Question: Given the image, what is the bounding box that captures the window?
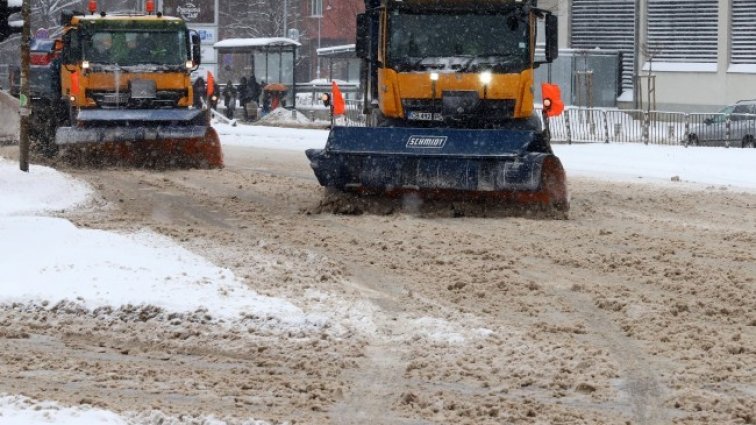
[647,0,718,63]
[731,0,756,65]
[310,0,323,17]
[570,0,635,91]
[387,13,530,71]
[84,31,187,66]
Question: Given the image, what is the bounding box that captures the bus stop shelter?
[316,44,360,85]
[214,37,300,108]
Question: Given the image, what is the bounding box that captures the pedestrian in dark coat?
[239,77,249,119]
[249,76,261,103]
[192,77,206,108]
[222,81,237,119]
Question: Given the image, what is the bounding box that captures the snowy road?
[0,128,754,425]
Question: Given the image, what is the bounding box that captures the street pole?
[316,15,321,79]
[19,0,30,172]
[633,0,641,110]
[283,0,287,37]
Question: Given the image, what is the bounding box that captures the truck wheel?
[742,136,755,149]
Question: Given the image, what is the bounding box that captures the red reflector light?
[30,53,52,66]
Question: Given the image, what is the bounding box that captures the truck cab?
[358,0,558,127]
[59,13,201,110]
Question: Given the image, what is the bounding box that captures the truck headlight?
[81,61,90,70]
[480,71,492,85]
[186,60,194,69]
[430,72,439,81]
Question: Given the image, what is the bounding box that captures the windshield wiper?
[461,55,519,72]
[411,56,435,68]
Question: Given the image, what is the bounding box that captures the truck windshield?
[387,12,530,70]
[84,30,187,66]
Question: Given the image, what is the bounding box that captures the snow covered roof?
[297,78,358,87]
[214,38,301,50]
[316,44,356,57]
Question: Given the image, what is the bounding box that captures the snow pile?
[0,395,276,425]
[0,159,319,331]
[0,218,315,327]
[254,107,330,128]
[0,158,92,216]
[552,143,756,192]
[0,91,20,143]
[0,395,126,425]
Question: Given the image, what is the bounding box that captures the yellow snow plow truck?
[307,0,567,214]
[30,3,222,167]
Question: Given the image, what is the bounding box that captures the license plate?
[408,111,442,121]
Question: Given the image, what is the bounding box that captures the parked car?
[686,100,756,148]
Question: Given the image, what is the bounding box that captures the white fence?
[541,107,756,147]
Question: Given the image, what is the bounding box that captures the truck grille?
[402,98,516,120]
[87,90,186,108]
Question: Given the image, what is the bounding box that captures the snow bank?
[552,143,756,192]
[0,158,317,330]
[0,395,275,425]
[0,158,92,216]
[0,395,126,425]
[0,217,314,326]
[254,107,328,127]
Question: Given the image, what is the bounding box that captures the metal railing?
[541,108,756,147]
[293,97,368,127]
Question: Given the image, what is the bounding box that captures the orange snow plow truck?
[307,0,568,214]
[30,2,222,167]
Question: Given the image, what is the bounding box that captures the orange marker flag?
[331,80,345,116]
[71,71,80,98]
[541,83,565,117]
[206,71,215,98]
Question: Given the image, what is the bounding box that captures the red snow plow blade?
[54,109,223,168]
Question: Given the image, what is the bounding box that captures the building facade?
[557,0,756,111]
[298,0,363,81]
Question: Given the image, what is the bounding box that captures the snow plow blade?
[55,109,223,168]
[306,127,568,212]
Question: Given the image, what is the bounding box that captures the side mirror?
[355,13,368,59]
[190,31,201,66]
[544,14,559,63]
[61,32,74,64]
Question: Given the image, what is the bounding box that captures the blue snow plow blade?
[306,126,555,193]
